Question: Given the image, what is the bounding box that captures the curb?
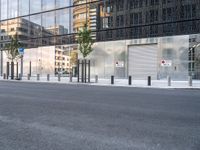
[0,79,200,89]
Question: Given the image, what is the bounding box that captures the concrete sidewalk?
[1,76,200,89]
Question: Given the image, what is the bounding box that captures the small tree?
[4,34,22,79]
[77,24,94,83]
[77,24,94,59]
[195,44,200,65]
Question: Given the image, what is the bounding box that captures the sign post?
[18,48,24,79]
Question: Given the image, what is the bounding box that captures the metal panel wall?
[128,44,158,79]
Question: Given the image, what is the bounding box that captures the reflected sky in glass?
[19,0,29,16]
[1,0,7,20]
[42,0,55,11]
[30,0,41,14]
[8,0,18,18]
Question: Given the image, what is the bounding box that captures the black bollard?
[6,62,9,79]
[111,75,114,84]
[27,74,30,80]
[69,72,72,82]
[128,76,132,85]
[58,74,61,81]
[167,76,171,86]
[188,76,192,86]
[19,73,22,80]
[95,75,98,83]
[148,76,151,86]
[37,74,40,81]
[3,73,6,79]
[16,62,18,79]
[47,74,50,81]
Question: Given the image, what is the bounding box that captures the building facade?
[96,0,200,41]
[0,0,200,79]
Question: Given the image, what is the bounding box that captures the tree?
[190,43,200,79]
[195,44,200,65]
[195,45,200,79]
[4,34,22,79]
[77,24,94,58]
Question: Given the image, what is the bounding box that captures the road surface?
[0,81,199,150]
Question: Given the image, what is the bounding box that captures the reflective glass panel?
[19,0,29,16]
[1,0,8,20]
[42,11,55,37]
[30,14,42,38]
[42,0,55,11]
[0,20,8,48]
[30,0,41,14]
[8,0,18,18]
[56,0,71,9]
[56,9,71,35]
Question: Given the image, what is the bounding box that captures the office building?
[0,0,200,79]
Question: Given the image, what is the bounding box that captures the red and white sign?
[161,60,172,67]
[116,61,124,68]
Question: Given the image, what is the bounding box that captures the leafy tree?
[77,24,94,59]
[4,34,22,61]
[4,34,22,79]
[195,45,200,78]
[195,53,200,65]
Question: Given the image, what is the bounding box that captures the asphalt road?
[0,81,200,150]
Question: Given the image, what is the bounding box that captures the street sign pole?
[18,48,24,79]
[21,56,23,79]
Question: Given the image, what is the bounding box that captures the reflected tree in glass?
[77,24,94,58]
[4,34,22,79]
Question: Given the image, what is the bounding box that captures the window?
[134,13,138,24]
[130,13,134,25]
[1,0,8,20]
[150,25,158,35]
[180,4,196,19]
[106,30,112,39]
[56,0,70,9]
[163,23,174,34]
[150,9,158,22]
[30,0,41,14]
[163,0,172,4]
[116,15,124,27]
[116,29,124,39]
[116,0,124,11]
[8,0,18,18]
[42,0,55,11]
[150,0,159,6]
[19,0,29,16]
[129,0,143,8]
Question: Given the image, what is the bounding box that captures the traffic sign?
[161,60,172,67]
[116,61,124,68]
[18,47,24,55]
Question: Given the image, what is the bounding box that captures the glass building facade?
[0,0,200,79]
